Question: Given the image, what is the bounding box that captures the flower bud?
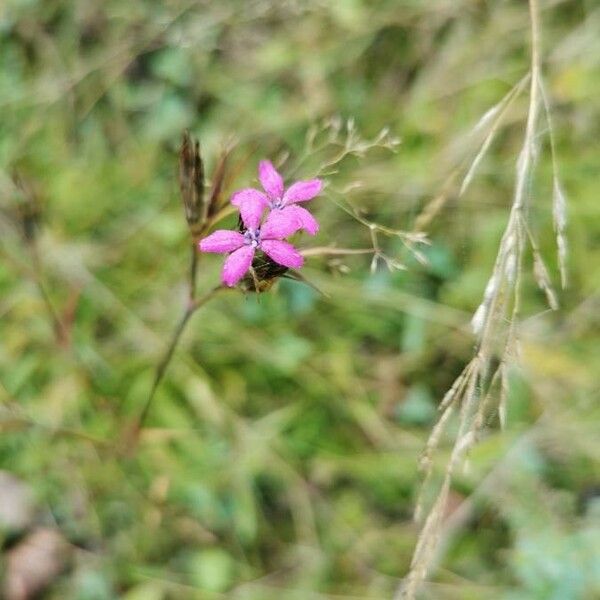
[239,253,288,293]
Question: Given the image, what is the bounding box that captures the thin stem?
[300,246,375,257]
[515,0,541,213]
[475,0,542,354]
[189,241,199,300]
[135,285,224,431]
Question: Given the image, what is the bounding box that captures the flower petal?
[221,245,255,287]
[237,197,267,230]
[260,207,302,240]
[260,240,304,269]
[283,205,319,235]
[230,188,269,208]
[258,160,284,198]
[282,179,322,204]
[199,230,245,253]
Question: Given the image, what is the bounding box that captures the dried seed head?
[471,303,487,336]
[552,178,568,288]
[179,130,205,235]
[207,150,229,219]
[533,251,559,310]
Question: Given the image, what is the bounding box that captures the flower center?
[244,228,261,248]
[269,196,283,210]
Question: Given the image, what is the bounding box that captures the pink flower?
[231,160,322,236]
[199,203,304,287]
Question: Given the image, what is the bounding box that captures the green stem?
[189,241,199,301]
[136,285,223,431]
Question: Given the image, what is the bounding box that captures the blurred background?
[1,0,599,598]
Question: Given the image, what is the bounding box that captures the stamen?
[244,227,261,248]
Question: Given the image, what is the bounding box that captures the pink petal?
[199,230,245,253]
[238,197,266,231]
[282,179,322,204]
[258,160,284,198]
[283,204,319,235]
[221,245,255,287]
[260,208,302,240]
[260,240,304,269]
[230,188,269,208]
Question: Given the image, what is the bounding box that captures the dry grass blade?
[540,79,569,289]
[397,1,569,597]
[459,75,530,198]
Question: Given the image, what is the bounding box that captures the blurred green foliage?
[1,0,599,598]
